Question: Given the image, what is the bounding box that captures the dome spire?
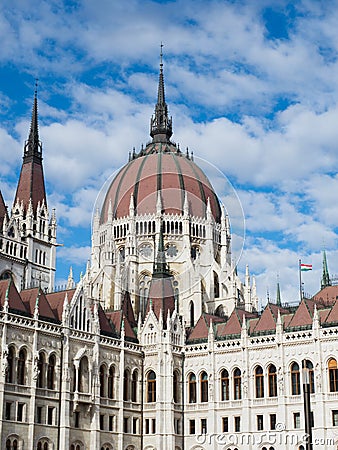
[25,79,42,160]
[153,219,170,278]
[150,43,173,143]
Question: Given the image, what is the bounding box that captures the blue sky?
[1,0,338,305]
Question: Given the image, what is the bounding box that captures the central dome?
[101,142,221,222]
[100,55,221,223]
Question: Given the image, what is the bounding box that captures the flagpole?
[299,259,302,302]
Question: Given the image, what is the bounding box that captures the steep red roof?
[187,313,224,342]
[106,310,137,341]
[14,159,47,212]
[217,309,257,338]
[253,304,289,333]
[287,299,314,328]
[313,285,338,305]
[0,190,8,230]
[0,279,29,314]
[324,300,338,323]
[46,289,76,321]
[21,287,57,321]
[121,291,137,328]
[145,276,175,324]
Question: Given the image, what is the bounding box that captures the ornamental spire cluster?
[150,43,173,143]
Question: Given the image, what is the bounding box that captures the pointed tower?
[150,44,173,143]
[14,85,47,212]
[276,280,282,306]
[321,250,331,289]
[145,220,175,323]
[0,191,8,231]
[0,86,57,292]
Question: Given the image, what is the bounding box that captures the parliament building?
[0,60,338,450]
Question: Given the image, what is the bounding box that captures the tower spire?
[14,82,47,212]
[25,79,42,160]
[150,43,173,143]
[276,277,282,306]
[321,249,331,289]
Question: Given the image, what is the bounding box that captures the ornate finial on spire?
[150,44,173,143]
[321,249,331,289]
[24,80,42,160]
[276,276,282,306]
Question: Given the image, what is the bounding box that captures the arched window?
[131,370,138,402]
[147,371,156,403]
[123,369,130,401]
[189,301,194,328]
[99,365,106,397]
[234,368,241,400]
[200,371,208,402]
[268,364,277,397]
[214,271,219,298]
[6,346,15,383]
[291,362,300,395]
[188,372,196,403]
[329,358,338,392]
[37,353,45,388]
[304,360,315,394]
[47,354,56,390]
[6,439,10,450]
[255,366,264,398]
[173,370,179,403]
[13,441,18,450]
[44,443,48,450]
[108,366,114,399]
[221,369,229,401]
[17,348,26,385]
[78,356,89,392]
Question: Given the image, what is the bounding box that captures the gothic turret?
[321,249,331,289]
[150,45,173,143]
[14,86,47,212]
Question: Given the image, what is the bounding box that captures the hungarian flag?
[300,263,312,271]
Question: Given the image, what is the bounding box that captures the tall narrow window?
[255,366,264,398]
[17,349,26,385]
[78,356,89,392]
[189,301,194,328]
[99,365,106,397]
[188,373,196,403]
[291,362,300,395]
[6,347,15,383]
[213,271,219,298]
[234,368,241,400]
[47,354,56,390]
[131,370,138,402]
[329,358,338,392]
[268,364,277,397]
[147,371,156,403]
[108,366,114,399]
[221,369,229,400]
[173,370,179,403]
[37,353,45,388]
[200,371,208,402]
[123,369,130,401]
[305,360,315,394]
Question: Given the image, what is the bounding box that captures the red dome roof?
[101,142,221,223]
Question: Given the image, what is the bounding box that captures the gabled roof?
[187,313,224,342]
[253,303,289,333]
[324,299,338,323]
[0,190,8,230]
[0,279,29,314]
[106,310,137,342]
[46,289,76,321]
[121,291,137,328]
[287,298,315,328]
[216,308,257,338]
[313,285,338,305]
[21,287,58,321]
